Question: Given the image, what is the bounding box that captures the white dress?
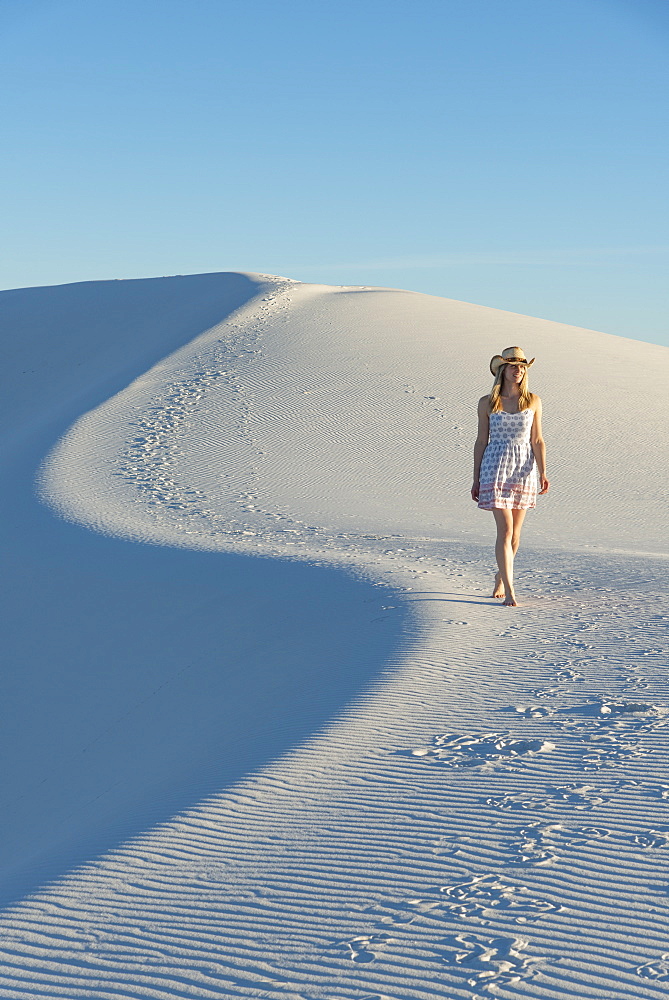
[478,408,538,510]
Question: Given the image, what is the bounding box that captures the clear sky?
[1,0,667,345]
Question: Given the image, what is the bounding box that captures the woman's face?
[503,363,525,386]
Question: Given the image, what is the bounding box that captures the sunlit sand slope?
[43,275,667,555]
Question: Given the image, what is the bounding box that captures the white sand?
[1,272,668,998]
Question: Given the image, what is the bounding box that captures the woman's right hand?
[471,481,479,502]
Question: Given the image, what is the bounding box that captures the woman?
[471,346,550,607]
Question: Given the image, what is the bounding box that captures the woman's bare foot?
[492,572,505,599]
[503,592,518,607]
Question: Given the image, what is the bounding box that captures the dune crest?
[41,272,667,557]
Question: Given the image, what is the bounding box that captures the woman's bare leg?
[511,508,527,554]
[492,508,527,599]
[492,508,517,606]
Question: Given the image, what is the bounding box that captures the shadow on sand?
[0,275,413,906]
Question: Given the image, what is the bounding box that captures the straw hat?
[489,346,536,377]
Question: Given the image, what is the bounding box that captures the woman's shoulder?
[528,392,542,408]
[476,396,492,427]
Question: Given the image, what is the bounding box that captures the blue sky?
[1,0,667,344]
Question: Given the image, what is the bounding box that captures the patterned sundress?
[478,408,538,510]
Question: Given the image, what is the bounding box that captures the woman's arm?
[530,395,550,494]
[471,396,489,501]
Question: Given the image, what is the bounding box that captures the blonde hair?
[488,351,532,413]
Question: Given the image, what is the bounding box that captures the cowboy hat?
[489,346,536,377]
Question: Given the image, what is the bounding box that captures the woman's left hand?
[539,475,550,495]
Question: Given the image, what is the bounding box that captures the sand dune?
[0,273,667,998]
[41,274,667,555]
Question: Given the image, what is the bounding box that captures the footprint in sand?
[636,954,669,981]
[338,933,391,963]
[555,701,668,769]
[430,834,462,857]
[567,825,612,844]
[509,704,556,719]
[647,785,669,800]
[440,932,545,992]
[370,896,439,927]
[505,822,563,867]
[368,874,560,933]
[410,732,555,769]
[631,829,669,849]
[531,686,562,700]
[506,821,614,865]
[623,678,651,691]
[549,782,620,811]
[555,668,584,683]
[438,874,561,923]
[487,783,621,814]
[484,791,551,812]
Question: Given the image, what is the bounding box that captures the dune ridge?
[41,274,667,557]
[0,273,668,998]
